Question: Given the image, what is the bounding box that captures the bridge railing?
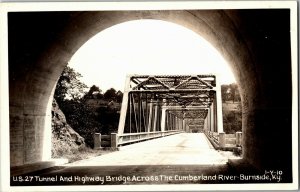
[205,130,242,151]
[94,130,184,149]
[207,131,220,145]
[118,130,184,146]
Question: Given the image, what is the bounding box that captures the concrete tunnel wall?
[8,10,292,176]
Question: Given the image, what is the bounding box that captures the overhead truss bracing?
[118,75,223,137]
[131,75,216,91]
[130,75,216,108]
[167,109,208,119]
[166,108,208,131]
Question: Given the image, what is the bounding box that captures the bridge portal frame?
[117,75,223,142]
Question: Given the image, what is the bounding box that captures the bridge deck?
[12,133,243,185]
[68,133,229,166]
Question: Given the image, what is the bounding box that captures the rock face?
[51,99,85,157]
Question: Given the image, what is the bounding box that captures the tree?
[84,85,103,99]
[104,88,117,100]
[53,67,123,147]
[53,66,101,148]
[116,90,123,103]
[229,83,241,103]
[222,110,242,133]
[221,83,241,103]
[221,85,229,102]
[54,66,88,104]
[88,85,101,95]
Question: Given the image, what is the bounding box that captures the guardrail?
[207,131,220,145]
[94,130,184,149]
[205,130,242,151]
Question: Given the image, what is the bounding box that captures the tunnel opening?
[8,9,294,184]
[50,19,242,165]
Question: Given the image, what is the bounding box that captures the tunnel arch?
[9,10,292,177]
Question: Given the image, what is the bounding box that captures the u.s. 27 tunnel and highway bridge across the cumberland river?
[7,10,295,188]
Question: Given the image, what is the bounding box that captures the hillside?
[51,99,85,158]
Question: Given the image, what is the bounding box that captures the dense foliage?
[53,66,122,148]
[221,83,241,103]
[221,83,242,133]
[222,103,242,133]
[54,66,88,103]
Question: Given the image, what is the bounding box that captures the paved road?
[12,133,241,185]
[68,133,229,166]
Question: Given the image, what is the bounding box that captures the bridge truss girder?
[118,75,223,136]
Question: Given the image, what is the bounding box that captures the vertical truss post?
[129,93,132,133]
[138,93,142,133]
[153,100,158,132]
[145,93,148,129]
[142,94,146,132]
[173,115,176,130]
[181,118,183,130]
[213,98,217,132]
[179,118,182,130]
[204,110,209,133]
[210,103,214,132]
[216,77,224,133]
[118,75,131,136]
[157,100,161,132]
[170,113,173,130]
[166,110,169,131]
[172,114,174,130]
[169,113,172,130]
[173,113,175,130]
[132,95,138,133]
[169,111,171,131]
[173,114,176,130]
[147,98,153,133]
[161,100,167,134]
[176,117,179,130]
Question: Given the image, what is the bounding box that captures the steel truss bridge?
[113,74,224,146]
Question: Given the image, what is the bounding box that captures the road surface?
[68,133,229,166]
[12,133,243,185]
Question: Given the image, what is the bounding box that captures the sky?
[69,19,236,92]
